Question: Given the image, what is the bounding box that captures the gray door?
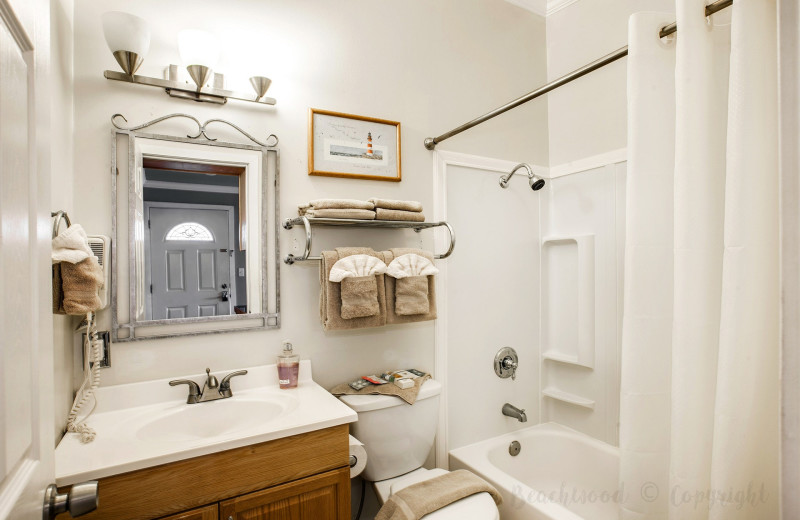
[148,206,234,319]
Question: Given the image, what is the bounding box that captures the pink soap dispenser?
[277,340,299,389]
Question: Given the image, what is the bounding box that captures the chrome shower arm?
[499,163,532,188]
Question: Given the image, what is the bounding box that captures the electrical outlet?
[239,267,246,277]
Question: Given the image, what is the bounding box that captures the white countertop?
[55,360,357,486]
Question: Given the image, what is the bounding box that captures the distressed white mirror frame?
[110,113,280,341]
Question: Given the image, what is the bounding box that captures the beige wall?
[63,0,548,428]
[546,0,674,166]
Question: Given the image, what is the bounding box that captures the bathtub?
[449,422,620,520]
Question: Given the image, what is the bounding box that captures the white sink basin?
[54,361,358,487]
[136,396,298,443]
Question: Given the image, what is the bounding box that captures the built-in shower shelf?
[542,387,595,410]
[542,350,594,369]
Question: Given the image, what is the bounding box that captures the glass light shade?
[178,30,220,68]
[101,12,150,55]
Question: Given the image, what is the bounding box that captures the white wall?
[439,153,542,452]
[50,0,75,444]
[546,0,674,166]
[66,0,548,421]
[539,162,626,445]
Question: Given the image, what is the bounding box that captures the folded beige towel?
[320,248,387,330]
[395,276,430,315]
[301,208,377,220]
[61,256,104,315]
[381,249,437,324]
[330,373,431,405]
[340,276,380,318]
[376,208,425,222]
[368,198,423,212]
[375,469,503,520]
[310,198,375,210]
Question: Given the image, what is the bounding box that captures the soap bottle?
[277,341,300,389]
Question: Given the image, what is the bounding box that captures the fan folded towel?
[51,224,93,264]
[302,208,376,219]
[368,198,423,212]
[320,248,387,330]
[299,199,375,213]
[374,469,503,520]
[376,208,425,222]
[387,254,439,315]
[61,256,104,315]
[330,254,388,319]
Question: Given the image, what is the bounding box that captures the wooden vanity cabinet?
[56,424,350,520]
[160,505,218,520]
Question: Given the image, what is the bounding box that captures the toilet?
[339,379,500,519]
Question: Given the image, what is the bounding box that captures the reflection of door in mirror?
[141,160,248,321]
[146,205,235,319]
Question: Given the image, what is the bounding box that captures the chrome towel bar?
[282,216,456,264]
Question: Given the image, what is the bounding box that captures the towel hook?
[51,210,72,239]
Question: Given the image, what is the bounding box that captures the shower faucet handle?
[502,357,518,380]
[494,347,519,380]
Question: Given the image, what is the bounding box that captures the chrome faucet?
[502,403,528,422]
[170,368,248,404]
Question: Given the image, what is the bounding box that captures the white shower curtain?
[619,1,779,519]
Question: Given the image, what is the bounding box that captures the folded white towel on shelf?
[51,224,93,264]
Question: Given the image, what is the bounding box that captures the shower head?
[499,163,546,191]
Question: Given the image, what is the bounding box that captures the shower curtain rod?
[423,0,733,150]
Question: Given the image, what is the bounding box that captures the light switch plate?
[239,268,245,277]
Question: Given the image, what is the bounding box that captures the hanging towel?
[51,224,93,264]
[387,254,439,315]
[61,256,104,315]
[376,208,425,222]
[329,254,387,319]
[320,247,387,330]
[301,208,377,220]
[52,264,66,314]
[368,198,423,212]
[381,248,437,324]
[374,469,502,520]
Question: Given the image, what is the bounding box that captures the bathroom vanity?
[54,362,356,520]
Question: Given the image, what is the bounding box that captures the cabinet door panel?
[220,467,349,520]
[159,504,218,520]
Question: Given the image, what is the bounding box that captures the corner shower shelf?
[542,387,596,410]
[282,216,456,264]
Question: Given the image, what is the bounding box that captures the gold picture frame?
[308,108,401,182]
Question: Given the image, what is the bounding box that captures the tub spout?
[502,403,527,422]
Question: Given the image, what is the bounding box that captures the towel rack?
[282,216,456,264]
[51,210,72,238]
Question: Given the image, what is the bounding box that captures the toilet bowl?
[339,378,499,519]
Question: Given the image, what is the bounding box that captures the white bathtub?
[449,423,620,520]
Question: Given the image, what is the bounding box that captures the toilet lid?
[381,468,499,520]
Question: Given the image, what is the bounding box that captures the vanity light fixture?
[102,14,276,106]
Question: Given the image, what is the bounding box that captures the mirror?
[111,114,280,341]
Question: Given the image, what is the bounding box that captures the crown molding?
[505,0,547,17]
[506,0,583,17]
[546,0,582,16]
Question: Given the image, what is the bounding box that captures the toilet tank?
[339,379,442,482]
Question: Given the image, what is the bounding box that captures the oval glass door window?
[165,222,214,241]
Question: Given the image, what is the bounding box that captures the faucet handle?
[205,368,219,389]
[169,379,201,404]
[220,370,248,393]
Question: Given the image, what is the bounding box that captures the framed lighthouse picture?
[308,108,402,182]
